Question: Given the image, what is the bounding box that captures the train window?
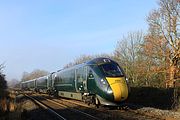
[69,70,75,82]
[88,70,94,79]
[83,67,87,78]
[57,70,75,84]
[77,67,83,82]
[54,76,59,83]
[77,67,87,82]
[100,63,124,77]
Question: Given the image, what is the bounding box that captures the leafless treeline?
[21,0,179,88]
[64,0,180,88]
[21,69,49,81]
[0,64,7,98]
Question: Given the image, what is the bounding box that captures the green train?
[21,58,129,106]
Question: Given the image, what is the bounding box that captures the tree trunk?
[166,59,178,88]
[169,65,175,87]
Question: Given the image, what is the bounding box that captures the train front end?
[91,58,129,105]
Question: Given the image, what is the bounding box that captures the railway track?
[37,94,162,120]
[13,90,180,120]
[25,94,100,120]
[57,98,162,120]
[25,94,66,120]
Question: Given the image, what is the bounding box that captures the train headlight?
[107,86,113,94]
[100,79,113,94]
[100,79,106,85]
[125,78,129,83]
[100,79,108,88]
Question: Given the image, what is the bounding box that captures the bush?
[0,74,7,99]
[127,87,177,110]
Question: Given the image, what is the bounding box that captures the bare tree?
[21,71,29,81]
[8,79,19,88]
[63,55,93,68]
[64,54,112,69]
[21,69,49,81]
[0,64,7,98]
[74,55,93,65]
[114,31,145,86]
[147,0,180,87]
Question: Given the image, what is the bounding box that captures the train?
[21,58,130,106]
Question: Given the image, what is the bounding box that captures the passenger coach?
[21,58,129,106]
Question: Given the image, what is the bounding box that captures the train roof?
[21,58,116,82]
[21,75,48,83]
[86,57,115,65]
[21,79,36,83]
[55,57,115,73]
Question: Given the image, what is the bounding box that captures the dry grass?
[0,91,22,120]
[0,98,8,112]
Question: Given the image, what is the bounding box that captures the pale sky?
[0,0,158,80]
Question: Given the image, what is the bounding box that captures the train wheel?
[95,97,100,108]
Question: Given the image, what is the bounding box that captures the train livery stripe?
[55,84,73,87]
[106,77,128,102]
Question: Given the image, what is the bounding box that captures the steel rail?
[45,98,101,120]
[25,94,66,120]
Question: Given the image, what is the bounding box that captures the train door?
[34,79,37,91]
[87,66,96,92]
[47,74,53,89]
[83,66,88,91]
[76,66,87,92]
[75,69,78,91]
[51,73,56,89]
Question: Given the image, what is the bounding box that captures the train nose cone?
[106,77,128,102]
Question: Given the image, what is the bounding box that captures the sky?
[0,0,158,81]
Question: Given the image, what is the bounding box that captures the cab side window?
[77,67,84,82]
[76,66,87,91]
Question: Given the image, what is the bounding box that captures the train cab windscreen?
[100,63,124,77]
